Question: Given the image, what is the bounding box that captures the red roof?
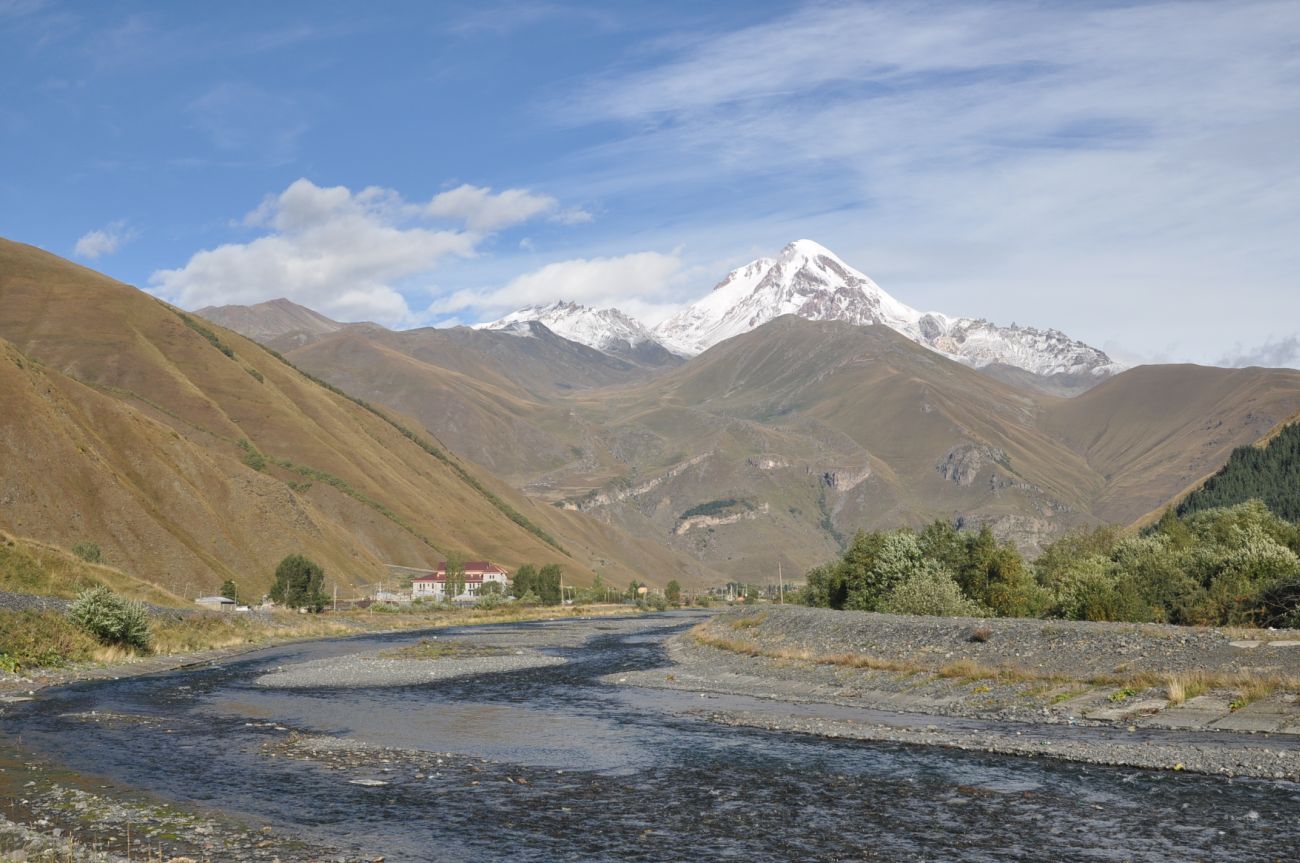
[411,561,509,583]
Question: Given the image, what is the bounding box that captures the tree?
[444,552,466,602]
[270,554,326,612]
[512,563,537,599]
[665,579,682,606]
[626,579,642,601]
[537,564,563,605]
[220,579,238,602]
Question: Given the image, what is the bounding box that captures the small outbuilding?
[195,595,236,612]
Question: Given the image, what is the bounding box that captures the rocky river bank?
[612,606,1300,780]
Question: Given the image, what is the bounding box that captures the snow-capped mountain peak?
[478,300,658,354]
[652,240,1122,380]
[653,239,930,357]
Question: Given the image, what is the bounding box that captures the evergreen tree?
[1177,423,1300,521]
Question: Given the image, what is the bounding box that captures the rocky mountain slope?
[0,239,713,597]
[479,301,682,367]
[654,240,1121,390]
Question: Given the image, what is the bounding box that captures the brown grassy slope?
[0,530,187,605]
[0,239,709,594]
[284,330,580,480]
[195,297,344,342]
[571,317,1100,511]
[1039,364,1300,523]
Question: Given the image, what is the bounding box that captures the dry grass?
[691,624,1058,686]
[1164,672,1212,705]
[729,613,768,631]
[0,532,186,606]
[691,621,1300,705]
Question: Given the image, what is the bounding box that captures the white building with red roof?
[411,561,510,602]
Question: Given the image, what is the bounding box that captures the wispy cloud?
[549,1,1300,358]
[1218,335,1300,369]
[151,178,577,325]
[187,82,311,164]
[74,220,134,260]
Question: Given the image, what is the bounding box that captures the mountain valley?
[194,241,1300,583]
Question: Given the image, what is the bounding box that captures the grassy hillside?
[0,531,186,605]
[1040,365,1300,524]
[0,238,710,595]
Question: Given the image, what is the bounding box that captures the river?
[3,612,1298,861]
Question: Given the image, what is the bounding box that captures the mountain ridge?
[653,240,1122,385]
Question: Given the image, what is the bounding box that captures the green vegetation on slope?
[1177,422,1300,521]
[802,501,1300,628]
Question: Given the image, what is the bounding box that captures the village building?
[411,561,510,602]
[195,595,237,612]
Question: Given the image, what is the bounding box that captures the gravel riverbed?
[613,606,1300,780]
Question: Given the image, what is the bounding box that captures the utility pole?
[778,560,784,605]
[333,583,338,612]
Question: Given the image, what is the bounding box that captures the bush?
[476,592,506,610]
[71,543,102,563]
[68,587,151,651]
[646,593,668,611]
[877,570,986,617]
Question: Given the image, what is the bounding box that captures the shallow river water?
[4,612,1300,862]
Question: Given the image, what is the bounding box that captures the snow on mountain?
[653,240,1122,379]
[479,301,662,354]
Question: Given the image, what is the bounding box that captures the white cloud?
[74,220,133,260]
[425,183,575,231]
[433,251,687,325]
[150,178,571,325]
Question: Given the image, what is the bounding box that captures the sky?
[2,0,1299,367]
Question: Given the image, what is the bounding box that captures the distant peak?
[779,239,839,262]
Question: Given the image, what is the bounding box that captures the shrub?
[877,569,986,617]
[646,593,668,611]
[68,587,152,651]
[71,542,102,563]
[476,592,506,610]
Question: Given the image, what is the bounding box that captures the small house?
[196,595,236,612]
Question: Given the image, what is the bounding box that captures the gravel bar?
[255,651,566,688]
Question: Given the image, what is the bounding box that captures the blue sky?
[3,1,1299,366]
